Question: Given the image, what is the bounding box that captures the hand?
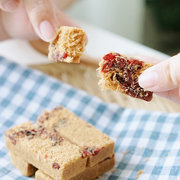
[0,0,80,42]
[138,53,180,105]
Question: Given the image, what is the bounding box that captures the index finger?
[23,0,82,42]
[0,0,20,12]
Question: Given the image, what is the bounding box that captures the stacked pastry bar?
[5,105,115,180]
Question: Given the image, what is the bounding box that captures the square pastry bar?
[37,105,115,167]
[5,121,87,180]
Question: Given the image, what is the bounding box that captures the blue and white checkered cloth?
[1,56,180,180]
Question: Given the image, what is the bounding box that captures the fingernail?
[139,71,158,89]
[39,20,56,42]
[2,0,19,12]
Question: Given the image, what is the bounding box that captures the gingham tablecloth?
[1,56,180,180]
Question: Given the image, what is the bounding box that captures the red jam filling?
[80,146,104,158]
[38,106,63,124]
[52,163,60,169]
[52,51,68,61]
[102,52,153,101]
[8,126,64,147]
[37,112,50,123]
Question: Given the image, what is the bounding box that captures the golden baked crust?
[5,121,87,180]
[36,105,114,167]
[48,26,86,63]
[98,52,154,101]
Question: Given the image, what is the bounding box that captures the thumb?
[138,53,180,92]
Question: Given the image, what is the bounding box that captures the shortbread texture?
[98,52,154,101]
[35,156,115,180]
[10,152,37,176]
[5,121,87,180]
[48,26,86,63]
[37,105,114,167]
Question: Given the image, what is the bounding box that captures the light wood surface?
[30,61,180,113]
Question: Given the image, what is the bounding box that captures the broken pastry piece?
[36,105,114,167]
[9,152,37,176]
[98,52,154,101]
[5,121,87,180]
[48,26,86,63]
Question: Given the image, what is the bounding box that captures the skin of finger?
[154,87,180,105]
[0,0,16,6]
[0,11,10,40]
[53,5,88,45]
[52,0,75,11]
[54,8,88,44]
[140,53,180,92]
[1,1,39,40]
[54,5,81,29]
[23,0,57,40]
[134,55,161,64]
[0,0,20,12]
[22,0,81,40]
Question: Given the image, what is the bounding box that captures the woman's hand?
[138,53,180,105]
[0,0,80,42]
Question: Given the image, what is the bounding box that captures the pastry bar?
[9,152,37,176]
[37,105,114,167]
[98,52,154,101]
[48,26,86,63]
[36,156,115,180]
[9,152,115,180]
[5,121,87,180]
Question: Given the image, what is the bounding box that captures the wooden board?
[30,62,180,113]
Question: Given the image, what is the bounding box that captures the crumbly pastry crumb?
[138,170,144,175]
[98,52,154,101]
[111,168,115,173]
[136,170,144,178]
[123,150,129,155]
[48,26,86,63]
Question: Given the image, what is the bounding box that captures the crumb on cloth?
[111,168,115,173]
[135,170,144,179]
[123,150,129,155]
